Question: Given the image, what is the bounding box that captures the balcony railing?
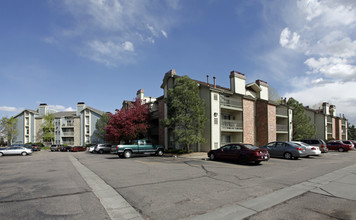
[276,124,288,131]
[220,96,242,109]
[221,120,243,131]
[276,108,288,116]
[327,127,332,134]
[62,132,74,136]
[327,117,332,124]
[62,123,74,127]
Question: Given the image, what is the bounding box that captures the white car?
[291,141,321,156]
[0,146,32,156]
[88,145,96,153]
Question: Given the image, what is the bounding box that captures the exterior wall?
[256,100,268,147]
[332,118,336,139]
[243,98,255,145]
[14,113,24,144]
[288,108,293,141]
[74,117,81,146]
[158,98,165,147]
[34,118,43,142]
[315,114,326,140]
[268,104,276,143]
[210,91,220,150]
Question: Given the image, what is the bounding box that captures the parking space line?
[69,155,144,220]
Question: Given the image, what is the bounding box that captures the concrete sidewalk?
[186,163,356,220]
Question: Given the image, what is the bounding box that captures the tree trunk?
[186,143,190,153]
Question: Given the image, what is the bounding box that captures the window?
[214,94,218,101]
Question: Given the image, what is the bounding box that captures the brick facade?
[243,98,255,145]
[268,104,276,143]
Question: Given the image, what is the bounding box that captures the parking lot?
[1,150,356,219]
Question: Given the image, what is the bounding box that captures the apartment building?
[160,69,293,151]
[13,102,104,146]
[304,103,348,141]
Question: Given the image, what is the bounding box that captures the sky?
[1,0,356,125]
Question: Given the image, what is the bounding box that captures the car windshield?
[243,144,259,150]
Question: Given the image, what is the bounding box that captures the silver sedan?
[0,146,32,156]
[291,141,321,157]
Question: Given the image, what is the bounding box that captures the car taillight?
[116,146,118,150]
[296,147,303,151]
[321,144,325,148]
[311,147,316,150]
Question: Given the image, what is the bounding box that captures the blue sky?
[1,0,356,125]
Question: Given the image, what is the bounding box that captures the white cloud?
[51,0,180,65]
[284,81,356,124]
[280,27,300,49]
[0,106,20,112]
[86,40,136,65]
[161,30,168,38]
[48,105,75,112]
[297,0,323,21]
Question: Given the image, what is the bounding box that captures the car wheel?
[51,150,54,152]
[255,161,261,165]
[338,148,345,152]
[99,149,104,154]
[209,153,215,161]
[21,152,27,156]
[123,150,132,158]
[0,152,3,156]
[284,152,292,160]
[156,149,164,156]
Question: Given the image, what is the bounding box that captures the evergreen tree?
[163,75,207,152]
[287,98,316,140]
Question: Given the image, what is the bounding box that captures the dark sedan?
[208,143,270,165]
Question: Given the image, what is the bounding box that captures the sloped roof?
[53,111,77,117]
[83,106,105,116]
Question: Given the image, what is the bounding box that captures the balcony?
[221,120,243,131]
[327,127,332,134]
[62,132,74,137]
[327,117,332,124]
[276,108,288,117]
[62,123,74,127]
[276,124,288,132]
[220,96,242,110]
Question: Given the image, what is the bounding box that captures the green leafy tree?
[163,75,207,152]
[93,113,110,142]
[348,123,356,140]
[287,98,316,140]
[0,116,18,145]
[42,114,55,144]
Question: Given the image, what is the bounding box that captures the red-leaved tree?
[105,99,150,143]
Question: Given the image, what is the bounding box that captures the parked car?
[326,142,352,152]
[50,145,62,151]
[30,144,41,151]
[208,143,270,165]
[60,146,72,152]
[291,141,321,157]
[341,140,355,150]
[111,139,164,158]
[0,146,32,156]
[299,139,328,153]
[260,141,308,160]
[70,146,86,152]
[94,144,112,154]
[88,145,96,153]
